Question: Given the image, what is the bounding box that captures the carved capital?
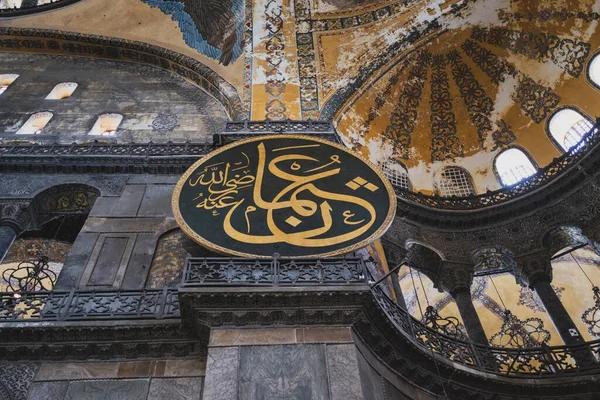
[472,247,516,274]
[435,261,474,296]
[543,226,588,256]
[0,202,34,233]
[405,243,442,283]
[514,251,553,288]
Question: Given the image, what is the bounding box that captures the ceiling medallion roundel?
[173,135,396,258]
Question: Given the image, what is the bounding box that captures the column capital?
[436,261,474,297]
[542,226,588,256]
[0,202,34,234]
[405,243,442,284]
[513,251,553,288]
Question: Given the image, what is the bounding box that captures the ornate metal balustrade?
[181,256,368,286]
[372,277,600,377]
[0,141,213,174]
[218,120,341,144]
[395,119,600,210]
[0,288,179,321]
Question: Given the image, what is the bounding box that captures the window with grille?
[0,74,19,96]
[437,166,475,197]
[495,148,537,187]
[548,109,594,152]
[46,82,78,100]
[88,113,123,136]
[16,111,53,135]
[382,162,411,190]
[564,119,593,150]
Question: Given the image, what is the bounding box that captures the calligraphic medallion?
[172,135,396,258]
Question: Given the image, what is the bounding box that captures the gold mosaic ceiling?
[1,0,599,194]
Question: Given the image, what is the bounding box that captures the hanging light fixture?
[571,252,600,338]
[488,274,550,348]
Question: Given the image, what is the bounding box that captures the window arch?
[16,112,53,135]
[88,113,123,136]
[548,108,594,152]
[382,160,411,190]
[436,166,476,197]
[589,52,600,88]
[495,148,537,187]
[0,74,19,96]
[46,82,78,100]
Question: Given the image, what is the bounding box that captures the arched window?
[548,109,594,151]
[46,82,78,100]
[382,160,411,190]
[589,53,600,87]
[495,148,537,186]
[436,166,476,197]
[88,113,123,136]
[0,74,19,96]
[16,112,53,135]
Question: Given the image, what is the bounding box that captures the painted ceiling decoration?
[140,0,245,66]
[1,0,600,194]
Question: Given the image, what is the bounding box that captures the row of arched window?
[0,74,123,136]
[383,109,597,195]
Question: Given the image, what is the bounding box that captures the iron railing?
[0,288,179,321]
[181,256,368,286]
[218,120,341,144]
[371,274,600,377]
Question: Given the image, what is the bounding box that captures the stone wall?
[0,53,228,144]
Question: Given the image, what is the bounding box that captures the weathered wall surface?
[0,53,228,144]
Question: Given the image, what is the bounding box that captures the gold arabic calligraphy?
[187,142,377,247]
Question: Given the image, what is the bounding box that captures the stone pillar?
[436,262,489,346]
[0,203,33,264]
[514,252,587,347]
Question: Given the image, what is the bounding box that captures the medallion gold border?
[172,134,397,258]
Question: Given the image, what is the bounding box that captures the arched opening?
[0,74,18,96]
[436,166,476,197]
[88,113,123,136]
[45,82,78,100]
[548,108,594,152]
[16,111,53,135]
[382,160,411,191]
[494,148,537,187]
[589,53,600,88]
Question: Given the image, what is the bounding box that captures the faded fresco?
[140,0,245,65]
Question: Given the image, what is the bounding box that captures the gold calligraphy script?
[173,135,396,258]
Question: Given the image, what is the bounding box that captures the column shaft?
[534,280,586,346]
[391,272,408,310]
[0,225,18,264]
[453,290,488,346]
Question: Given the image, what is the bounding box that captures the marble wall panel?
[326,344,363,400]
[137,185,175,218]
[89,185,147,218]
[238,344,330,400]
[64,379,149,400]
[26,381,69,400]
[202,347,239,400]
[147,377,203,400]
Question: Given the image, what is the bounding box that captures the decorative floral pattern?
[265,0,287,120]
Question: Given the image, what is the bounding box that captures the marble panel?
[164,359,206,377]
[90,185,146,217]
[64,379,149,400]
[128,176,181,185]
[356,351,384,400]
[239,344,330,400]
[298,328,353,344]
[210,328,297,346]
[27,381,69,400]
[202,347,238,400]
[148,377,203,400]
[326,345,363,400]
[36,362,119,381]
[137,185,175,217]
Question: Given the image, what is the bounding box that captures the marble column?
[0,225,18,264]
[514,252,587,347]
[437,262,489,346]
[0,203,32,264]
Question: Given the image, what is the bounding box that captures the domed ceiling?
[1,0,600,194]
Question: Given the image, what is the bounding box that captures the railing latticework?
[0,288,180,321]
[182,256,368,286]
